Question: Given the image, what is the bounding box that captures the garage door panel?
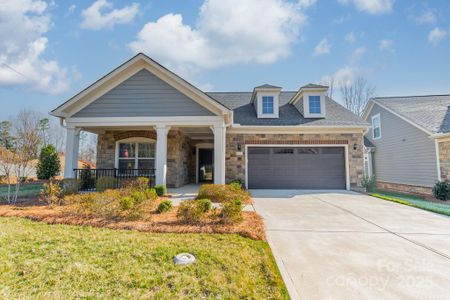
[247,147,346,189]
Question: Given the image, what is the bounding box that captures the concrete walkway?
[251,190,450,300]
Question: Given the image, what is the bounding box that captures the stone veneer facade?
[97,130,366,188]
[225,132,365,188]
[438,140,450,183]
[376,181,433,197]
[96,130,197,188]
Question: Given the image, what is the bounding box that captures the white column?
[64,127,80,178]
[213,124,226,184]
[155,125,170,186]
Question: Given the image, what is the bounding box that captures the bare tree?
[79,131,97,165]
[339,76,376,116]
[11,109,42,203]
[0,147,17,203]
[321,76,335,99]
[49,119,66,153]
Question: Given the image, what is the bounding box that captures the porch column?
[213,124,226,184]
[64,127,80,178]
[155,125,171,186]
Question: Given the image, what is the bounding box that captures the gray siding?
[73,69,215,117]
[293,96,304,116]
[366,104,438,187]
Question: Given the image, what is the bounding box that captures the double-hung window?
[262,96,274,114]
[309,96,321,114]
[117,139,156,171]
[372,114,381,139]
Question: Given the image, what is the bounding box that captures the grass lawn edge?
[369,193,450,217]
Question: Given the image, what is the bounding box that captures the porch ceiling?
[81,126,214,140]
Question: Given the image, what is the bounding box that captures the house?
[51,53,370,190]
[363,95,450,195]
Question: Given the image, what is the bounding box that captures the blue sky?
[1,0,449,120]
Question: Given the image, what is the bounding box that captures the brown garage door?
[247,147,346,189]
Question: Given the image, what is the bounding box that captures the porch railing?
[73,168,156,191]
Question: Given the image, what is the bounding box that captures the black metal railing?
[73,168,156,191]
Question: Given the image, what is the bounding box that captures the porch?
[64,120,227,188]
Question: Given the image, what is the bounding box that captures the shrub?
[40,181,62,206]
[154,184,167,196]
[144,188,158,201]
[60,178,80,196]
[196,198,212,213]
[121,177,149,191]
[176,201,205,224]
[157,200,172,213]
[220,199,243,224]
[228,179,244,189]
[130,191,146,204]
[433,181,450,201]
[362,175,377,192]
[96,177,117,192]
[119,196,134,210]
[197,184,251,204]
[36,145,61,180]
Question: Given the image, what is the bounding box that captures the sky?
[0,0,450,120]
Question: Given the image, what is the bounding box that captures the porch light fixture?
[237,143,242,152]
[353,143,358,151]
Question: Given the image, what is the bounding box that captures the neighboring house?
[363,95,450,195]
[51,53,369,190]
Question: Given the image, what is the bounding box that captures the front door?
[198,148,214,182]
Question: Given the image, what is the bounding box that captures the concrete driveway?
[251,190,450,300]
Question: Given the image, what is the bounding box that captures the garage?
[247,146,347,189]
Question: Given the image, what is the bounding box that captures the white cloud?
[129,0,309,74]
[413,9,437,25]
[350,47,366,63]
[428,27,447,47]
[321,66,357,88]
[297,0,317,9]
[345,32,356,44]
[81,0,139,30]
[68,4,76,15]
[338,0,394,14]
[0,0,69,94]
[379,39,394,52]
[313,38,331,56]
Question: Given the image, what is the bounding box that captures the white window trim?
[371,113,381,140]
[303,92,326,118]
[256,92,279,118]
[114,137,156,169]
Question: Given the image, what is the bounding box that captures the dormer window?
[308,96,321,114]
[262,96,274,114]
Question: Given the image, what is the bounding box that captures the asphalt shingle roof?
[206,91,369,126]
[254,84,282,89]
[374,95,450,134]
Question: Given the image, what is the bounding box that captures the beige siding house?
[363,96,450,195]
[51,53,370,190]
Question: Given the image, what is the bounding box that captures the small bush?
[196,198,212,212]
[362,175,377,192]
[36,145,61,180]
[154,185,167,196]
[40,181,62,206]
[197,184,251,204]
[144,188,158,201]
[228,179,243,189]
[119,196,134,210]
[157,200,172,213]
[220,199,243,224]
[60,179,80,196]
[121,177,149,191]
[96,177,117,192]
[433,181,450,201]
[177,201,205,224]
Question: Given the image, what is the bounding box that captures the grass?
[0,183,42,201]
[0,217,289,299]
[369,190,450,216]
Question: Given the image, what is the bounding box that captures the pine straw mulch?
[0,203,266,241]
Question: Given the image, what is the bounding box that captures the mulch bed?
[0,204,266,241]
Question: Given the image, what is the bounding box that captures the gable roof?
[207,92,369,126]
[301,83,329,89]
[254,84,282,89]
[367,94,450,134]
[51,53,231,118]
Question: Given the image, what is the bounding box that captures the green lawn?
[0,217,289,299]
[370,190,450,216]
[0,184,42,200]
